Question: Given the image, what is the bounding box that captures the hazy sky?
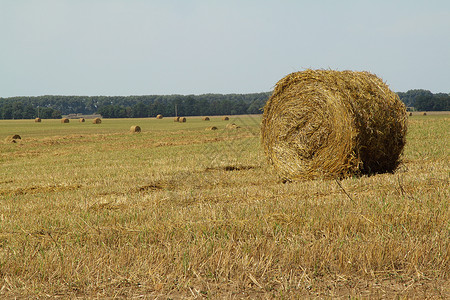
[1,0,449,97]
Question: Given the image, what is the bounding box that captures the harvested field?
[0,115,448,298]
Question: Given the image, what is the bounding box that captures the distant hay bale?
[222,116,229,121]
[202,117,210,121]
[5,134,21,143]
[205,126,218,131]
[409,112,413,116]
[79,118,85,122]
[92,118,102,124]
[261,69,407,181]
[174,117,180,122]
[226,123,240,129]
[35,118,41,122]
[156,114,163,119]
[179,117,186,123]
[61,118,69,123]
[423,112,427,116]
[130,125,141,133]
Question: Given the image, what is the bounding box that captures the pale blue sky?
[1,0,449,97]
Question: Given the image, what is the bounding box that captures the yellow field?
[0,115,449,298]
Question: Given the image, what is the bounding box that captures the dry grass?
[0,115,448,298]
[262,69,407,181]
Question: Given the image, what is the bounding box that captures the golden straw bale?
[226,123,240,129]
[130,125,141,133]
[35,118,41,122]
[179,117,186,123]
[261,69,407,181]
[5,134,21,143]
[92,118,102,124]
[222,116,229,121]
[174,117,180,122]
[79,118,85,122]
[205,126,218,131]
[202,117,210,121]
[156,114,163,119]
[61,118,69,123]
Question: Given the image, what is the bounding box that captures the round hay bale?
[261,69,407,181]
[222,116,229,121]
[92,118,102,124]
[179,117,186,123]
[79,118,85,122]
[422,112,427,116]
[205,126,218,131]
[226,123,240,129]
[409,112,413,116]
[35,118,41,122]
[61,118,69,123]
[174,117,180,122]
[5,134,21,143]
[156,114,163,119]
[202,117,210,121]
[130,125,141,133]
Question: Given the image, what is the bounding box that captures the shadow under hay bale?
[202,117,210,121]
[261,69,407,181]
[61,118,69,123]
[156,114,163,119]
[35,118,41,122]
[130,125,141,133]
[92,118,102,124]
[179,117,186,123]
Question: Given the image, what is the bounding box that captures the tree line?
[0,93,269,119]
[0,90,448,119]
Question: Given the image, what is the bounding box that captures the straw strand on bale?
[261,69,407,181]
